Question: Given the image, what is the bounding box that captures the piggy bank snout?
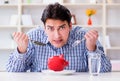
[63,60,68,66]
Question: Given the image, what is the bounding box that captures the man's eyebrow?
[59,24,66,27]
[46,25,53,28]
[46,24,66,28]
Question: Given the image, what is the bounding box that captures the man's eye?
[61,26,65,29]
[60,26,65,30]
[47,27,54,31]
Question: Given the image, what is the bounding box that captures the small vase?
[87,17,92,25]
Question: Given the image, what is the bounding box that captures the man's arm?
[6,31,33,72]
[84,29,111,72]
[6,44,35,72]
[87,41,112,72]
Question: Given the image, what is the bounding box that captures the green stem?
[27,0,31,3]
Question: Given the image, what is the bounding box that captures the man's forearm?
[6,50,27,72]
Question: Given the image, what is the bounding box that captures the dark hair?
[41,3,72,25]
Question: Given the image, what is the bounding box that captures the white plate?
[42,70,75,75]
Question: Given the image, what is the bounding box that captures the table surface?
[0,72,120,81]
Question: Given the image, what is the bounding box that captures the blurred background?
[0,0,120,71]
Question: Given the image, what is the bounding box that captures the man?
[6,3,111,72]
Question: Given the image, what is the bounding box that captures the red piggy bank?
[48,54,69,71]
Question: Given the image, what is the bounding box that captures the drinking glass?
[88,52,101,76]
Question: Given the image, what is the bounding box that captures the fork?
[72,37,86,47]
[72,28,86,47]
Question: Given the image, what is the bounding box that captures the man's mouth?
[54,40,62,44]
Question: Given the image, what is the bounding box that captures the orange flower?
[86,9,96,17]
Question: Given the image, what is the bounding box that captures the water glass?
[88,52,101,76]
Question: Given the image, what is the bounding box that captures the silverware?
[30,39,46,46]
[72,29,86,47]
[72,37,85,47]
[11,35,46,46]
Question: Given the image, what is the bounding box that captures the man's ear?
[69,22,72,30]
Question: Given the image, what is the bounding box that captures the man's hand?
[12,32,29,53]
[84,30,98,51]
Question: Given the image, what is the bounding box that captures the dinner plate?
[42,70,75,75]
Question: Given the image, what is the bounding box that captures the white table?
[0,72,120,81]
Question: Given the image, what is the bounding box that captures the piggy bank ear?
[59,54,64,58]
[48,57,53,60]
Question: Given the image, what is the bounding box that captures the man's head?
[41,3,72,48]
[41,3,71,25]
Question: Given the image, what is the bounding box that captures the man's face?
[44,19,72,48]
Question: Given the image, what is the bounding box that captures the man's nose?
[54,30,60,38]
